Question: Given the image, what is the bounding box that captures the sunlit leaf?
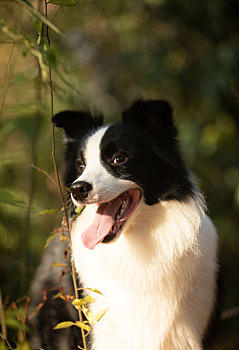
[72,295,96,309]
[60,233,68,242]
[82,306,94,325]
[38,209,59,216]
[95,308,109,322]
[86,288,104,296]
[43,234,56,249]
[75,321,91,332]
[82,295,96,304]
[52,292,62,300]
[53,321,75,329]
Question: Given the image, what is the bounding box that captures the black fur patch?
[52,110,103,187]
[100,100,194,204]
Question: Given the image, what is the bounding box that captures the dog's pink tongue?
[81,200,121,250]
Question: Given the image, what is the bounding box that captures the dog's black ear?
[122,100,176,137]
[52,110,103,139]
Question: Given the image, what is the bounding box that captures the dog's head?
[53,99,193,249]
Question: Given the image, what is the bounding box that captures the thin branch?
[44,2,87,348]
[0,40,16,118]
[31,164,57,187]
[0,289,7,340]
[21,65,43,293]
[13,0,62,36]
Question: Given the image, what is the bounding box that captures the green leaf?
[49,0,84,6]
[53,321,75,329]
[45,48,57,68]
[52,292,62,300]
[0,120,16,143]
[14,0,62,36]
[43,233,56,249]
[95,308,109,322]
[38,209,59,216]
[5,318,29,332]
[34,19,42,45]
[0,152,24,166]
[0,190,24,207]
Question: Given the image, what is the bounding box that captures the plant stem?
[0,289,7,340]
[21,67,42,294]
[44,2,87,349]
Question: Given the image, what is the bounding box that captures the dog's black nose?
[70,181,92,201]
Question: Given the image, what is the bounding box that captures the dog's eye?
[77,161,85,174]
[112,155,127,165]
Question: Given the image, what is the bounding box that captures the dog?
[31,99,219,350]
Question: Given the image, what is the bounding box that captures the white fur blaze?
[72,126,137,205]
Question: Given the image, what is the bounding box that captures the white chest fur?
[71,198,218,350]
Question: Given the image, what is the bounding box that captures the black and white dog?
[31,99,219,350]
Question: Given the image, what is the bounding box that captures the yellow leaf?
[72,296,95,309]
[87,288,104,296]
[51,263,67,267]
[75,321,91,332]
[60,233,68,242]
[83,295,96,304]
[53,321,75,329]
[38,209,58,216]
[95,308,109,322]
[72,298,85,309]
[17,340,31,350]
[43,233,56,249]
[82,306,94,326]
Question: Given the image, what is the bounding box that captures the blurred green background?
[0,0,239,348]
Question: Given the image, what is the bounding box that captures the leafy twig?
[13,0,62,36]
[43,1,87,348]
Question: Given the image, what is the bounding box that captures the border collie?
[51,99,218,350]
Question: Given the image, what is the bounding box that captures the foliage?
[0,0,239,349]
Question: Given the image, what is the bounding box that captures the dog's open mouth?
[81,189,141,250]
